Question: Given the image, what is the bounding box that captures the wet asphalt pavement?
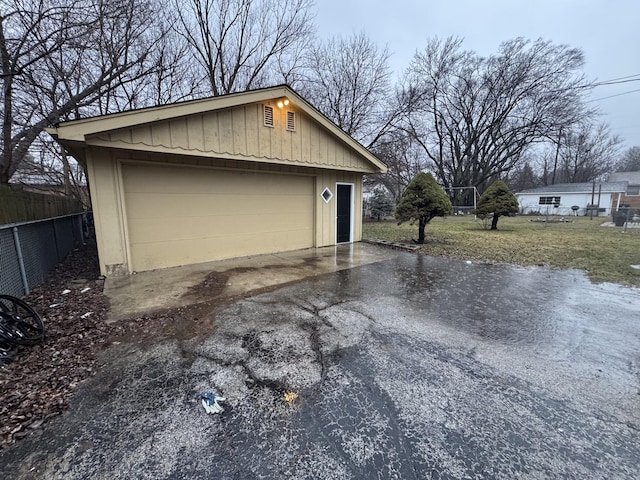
[1,249,640,479]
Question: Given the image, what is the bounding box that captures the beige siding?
[315,171,363,247]
[91,102,377,173]
[187,115,204,150]
[51,86,382,276]
[121,163,315,272]
[86,149,129,275]
[88,148,364,275]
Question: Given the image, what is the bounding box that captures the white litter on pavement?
[201,392,226,414]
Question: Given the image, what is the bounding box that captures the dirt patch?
[184,262,308,300]
[108,301,219,345]
[185,271,229,298]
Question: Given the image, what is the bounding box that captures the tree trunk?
[491,212,499,230]
[417,217,427,243]
[61,145,71,196]
[1,71,13,184]
[1,17,13,184]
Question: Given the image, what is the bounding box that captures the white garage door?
[122,164,314,271]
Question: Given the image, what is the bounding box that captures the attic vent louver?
[286,111,296,131]
[263,105,274,127]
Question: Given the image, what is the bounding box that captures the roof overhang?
[46,85,387,174]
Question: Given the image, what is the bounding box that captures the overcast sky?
[315,0,640,149]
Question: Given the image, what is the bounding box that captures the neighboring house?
[607,171,640,211]
[515,182,627,216]
[47,85,387,276]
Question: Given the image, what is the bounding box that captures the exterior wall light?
[276,98,290,108]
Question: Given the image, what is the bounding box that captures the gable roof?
[516,182,627,195]
[46,85,386,174]
[608,171,640,185]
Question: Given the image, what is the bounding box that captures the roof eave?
[47,85,387,174]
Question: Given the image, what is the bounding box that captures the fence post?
[12,226,30,295]
[52,218,61,261]
[77,214,85,245]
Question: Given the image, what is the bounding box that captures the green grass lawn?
[363,216,640,287]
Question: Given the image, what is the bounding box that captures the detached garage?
[47,85,386,276]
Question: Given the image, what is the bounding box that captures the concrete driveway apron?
[1,245,639,479]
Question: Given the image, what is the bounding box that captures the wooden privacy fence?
[0,185,83,224]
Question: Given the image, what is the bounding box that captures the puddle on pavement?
[344,253,640,356]
[111,249,640,370]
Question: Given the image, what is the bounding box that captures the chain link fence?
[0,213,85,297]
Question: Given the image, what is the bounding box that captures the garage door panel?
[125,192,312,219]
[131,226,313,270]
[122,164,314,271]
[125,167,311,196]
[127,212,313,243]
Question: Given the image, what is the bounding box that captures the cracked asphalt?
[1,250,640,479]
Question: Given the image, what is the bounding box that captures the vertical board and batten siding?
[187,115,204,151]
[84,99,374,275]
[87,147,363,274]
[104,103,373,172]
[314,171,362,247]
[85,148,130,275]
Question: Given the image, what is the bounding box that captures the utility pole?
[589,181,595,220]
[551,128,562,185]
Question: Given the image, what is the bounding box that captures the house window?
[286,111,296,131]
[263,105,274,127]
[321,187,333,203]
[539,196,561,205]
[626,185,640,196]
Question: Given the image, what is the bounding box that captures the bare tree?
[13,137,90,207]
[0,0,167,184]
[96,16,203,111]
[505,161,541,192]
[616,145,640,172]
[299,32,394,145]
[401,37,588,204]
[555,121,622,183]
[367,130,428,202]
[173,0,314,96]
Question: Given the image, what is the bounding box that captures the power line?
[594,73,640,83]
[588,88,640,102]
[591,78,640,87]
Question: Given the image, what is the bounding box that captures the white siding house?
[516,182,627,216]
